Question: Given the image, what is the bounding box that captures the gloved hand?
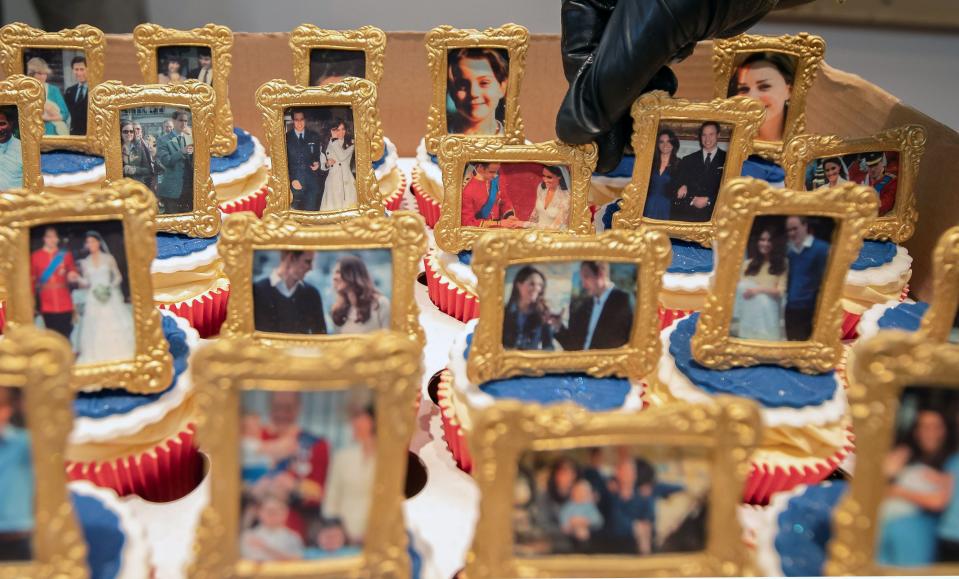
[557,0,815,173]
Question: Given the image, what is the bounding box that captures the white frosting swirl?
[69,480,152,579]
[844,245,912,287]
[415,138,444,190]
[375,137,400,181]
[150,242,219,274]
[856,299,914,341]
[210,131,267,186]
[43,163,106,188]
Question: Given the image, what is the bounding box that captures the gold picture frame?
[712,32,826,159]
[256,78,384,225]
[828,332,959,576]
[0,75,46,193]
[467,228,671,384]
[290,24,386,88]
[919,226,959,343]
[464,397,760,578]
[189,333,421,579]
[613,92,765,246]
[220,211,427,347]
[424,23,528,156]
[0,179,173,393]
[690,177,877,373]
[0,22,105,153]
[782,125,927,243]
[133,23,237,156]
[434,137,597,253]
[89,80,220,237]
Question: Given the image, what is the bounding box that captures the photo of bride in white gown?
[318,119,357,212]
[73,230,136,364]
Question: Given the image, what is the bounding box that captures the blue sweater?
[786,237,830,310]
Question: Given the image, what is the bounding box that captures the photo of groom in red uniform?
[29,226,78,339]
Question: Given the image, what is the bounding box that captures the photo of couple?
[878,386,959,567]
[501,261,637,352]
[513,446,709,557]
[0,386,33,563]
[29,221,135,364]
[155,45,214,85]
[805,151,900,216]
[309,49,365,87]
[240,388,376,562]
[22,48,89,136]
[120,106,195,215]
[446,47,508,136]
[252,248,391,336]
[0,104,23,191]
[641,121,731,223]
[284,107,357,212]
[730,215,835,342]
[460,162,571,230]
[727,51,796,143]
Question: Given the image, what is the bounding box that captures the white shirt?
[701,146,719,163]
[269,270,303,299]
[789,233,814,255]
[584,285,615,350]
[323,445,376,542]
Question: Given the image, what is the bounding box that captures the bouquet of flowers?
[92,284,112,304]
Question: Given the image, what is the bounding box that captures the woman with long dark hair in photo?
[528,458,579,554]
[446,47,508,135]
[330,254,389,334]
[75,230,135,363]
[731,223,789,341]
[727,51,795,142]
[642,128,680,221]
[158,57,185,84]
[319,119,356,211]
[502,265,555,350]
[120,120,155,191]
[815,157,849,190]
[526,165,570,230]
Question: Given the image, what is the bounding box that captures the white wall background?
[4,0,958,130]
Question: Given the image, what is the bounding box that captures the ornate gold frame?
[0,22,105,153]
[256,78,384,225]
[829,332,959,575]
[464,397,760,578]
[424,24,528,155]
[690,177,877,373]
[290,25,386,87]
[0,75,46,192]
[434,137,597,253]
[467,228,671,383]
[783,125,927,243]
[133,23,237,156]
[89,81,220,237]
[919,226,959,343]
[0,327,87,579]
[613,92,765,246]
[712,33,826,159]
[0,180,172,393]
[220,211,427,348]
[189,333,420,579]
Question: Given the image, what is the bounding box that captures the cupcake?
[842,240,912,339]
[423,249,479,323]
[70,480,153,579]
[41,150,106,195]
[213,128,271,217]
[648,315,852,505]
[66,311,205,502]
[856,299,926,341]
[152,233,229,338]
[437,319,645,472]
[377,137,407,211]
[588,154,633,211]
[410,138,443,227]
[659,239,712,329]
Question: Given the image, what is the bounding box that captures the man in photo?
[29,226,78,339]
[63,56,88,136]
[856,152,898,216]
[286,109,324,211]
[670,122,726,222]
[189,50,214,85]
[155,109,194,214]
[0,388,34,562]
[0,108,23,191]
[253,250,327,334]
[460,162,521,228]
[551,261,633,350]
[784,216,830,341]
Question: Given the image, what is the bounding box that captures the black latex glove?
[557,0,814,173]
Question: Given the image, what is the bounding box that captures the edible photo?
[29,220,134,364]
[240,387,376,562]
[0,386,34,562]
[730,215,836,342]
[23,48,88,136]
[156,45,213,85]
[461,162,571,230]
[805,151,900,217]
[309,49,365,86]
[252,248,391,336]
[513,446,709,557]
[446,47,509,136]
[283,106,356,213]
[726,51,796,142]
[502,261,637,351]
[120,106,195,215]
[0,104,23,191]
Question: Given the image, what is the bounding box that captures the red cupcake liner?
[411,169,441,228]
[423,254,479,323]
[157,284,230,338]
[384,173,408,212]
[66,423,204,503]
[658,306,693,331]
[436,372,473,474]
[841,284,910,341]
[219,184,270,218]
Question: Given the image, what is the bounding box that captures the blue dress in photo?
[642,167,673,221]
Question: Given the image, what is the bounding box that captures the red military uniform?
[30,247,76,314]
[260,428,330,541]
[460,174,515,227]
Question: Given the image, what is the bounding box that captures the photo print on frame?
[289,25,386,88]
[0,75,46,194]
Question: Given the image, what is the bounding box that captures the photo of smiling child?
[446,47,509,136]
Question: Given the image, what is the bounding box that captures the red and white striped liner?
[411,167,441,228]
[383,173,408,212]
[435,371,473,473]
[423,253,479,323]
[157,285,230,339]
[218,184,270,218]
[658,306,693,331]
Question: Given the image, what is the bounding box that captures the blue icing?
[877,301,927,332]
[41,150,104,175]
[428,153,438,166]
[851,240,898,271]
[464,332,631,411]
[456,251,472,266]
[74,315,189,419]
[372,139,389,170]
[740,155,785,183]
[71,492,126,579]
[209,128,253,173]
[600,199,621,230]
[408,532,422,579]
[156,232,218,260]
[669,315,837,408]
[775,481,848,576]
[668,239,713,274]
[593,154,634,178]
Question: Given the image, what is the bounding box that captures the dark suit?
[252,277,327,335]
[188,67,213,84]
[156,131,193,214]
[670,148,726,222]
[286,129,324,211]
[63,83,88,136]
[555,287,633,351]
